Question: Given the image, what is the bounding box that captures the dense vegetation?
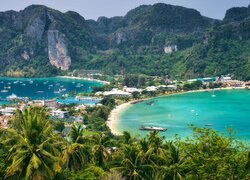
[0,4,250,80]
[0,106,249,179]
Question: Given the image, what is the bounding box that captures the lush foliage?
[0,107,250,179]
[0,4,250,80]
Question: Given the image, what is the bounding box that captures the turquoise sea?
[117,89,250,140]
[0,77,103,104]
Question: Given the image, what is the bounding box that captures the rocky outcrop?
[115,31,128,44]
[25,14,46,41]
[48,30,71,70]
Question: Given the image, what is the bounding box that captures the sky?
[0,0,249,20]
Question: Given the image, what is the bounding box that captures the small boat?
[139,125,167,132]
[146,100,156,106]
[37,91,44,93]
[54,88,63,94]
[205,124,213,127]
[76,83,81,88]
[1,89,8,93]
[131,100,144,104]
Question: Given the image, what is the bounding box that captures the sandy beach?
[56,76,110,85]
[107,86,246,135]
[107,102,132,135]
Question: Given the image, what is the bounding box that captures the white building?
[52,110,69,119]
[123,86,142,93]
[220,76,232,82]
[146,86,158,91]
[166,85,177,90]
[1,107,17,115]
[103,88,131,97]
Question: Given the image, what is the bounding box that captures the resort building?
[51,110,69,119]
[123,86,142,93]
[146,86,158,91]
[44,99,59,108]
[102,88,131,97]
[166,85,177,90]
[220,75,232,82]
[0,107,16,115]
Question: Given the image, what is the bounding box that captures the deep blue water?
[0,77,103,104]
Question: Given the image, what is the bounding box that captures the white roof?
[123,87,141,92]
[166,85,177,88]
[146,86,157,91]
[222,77,231,80]
[53,110,68,113]
[103,89,131,96]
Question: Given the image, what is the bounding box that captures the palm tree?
[159,142,186,180]
[145,131,167,166]
[1,107,62,179]
[113,145,153,180]
[139,138,149,153]
[68,124,85,144]
[91,134,112,168]
[123,131,133,144]
[63,124,91,179]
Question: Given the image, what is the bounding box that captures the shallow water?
[0,77,102,104]
[117,89,250,140]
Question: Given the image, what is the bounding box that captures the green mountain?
[0,3,249,80]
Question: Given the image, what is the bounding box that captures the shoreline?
[56,76,110,85]
[107,102,132,135]
[0,76,110,85]
[107,86,246,135]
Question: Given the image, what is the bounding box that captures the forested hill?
[0,3,249,80]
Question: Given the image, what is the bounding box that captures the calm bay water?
[0,77,103,104]
[117,89,250,140]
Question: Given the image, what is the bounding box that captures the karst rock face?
[48,30,71,70]
[0,5,81,72]
[0,3,250,79]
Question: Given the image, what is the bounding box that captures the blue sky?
[0,0,249,20]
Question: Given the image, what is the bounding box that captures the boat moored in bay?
[139,125,167,132]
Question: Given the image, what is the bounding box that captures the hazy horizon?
[0,0,249,20]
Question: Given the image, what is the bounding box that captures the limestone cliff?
[48,30,71,70]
